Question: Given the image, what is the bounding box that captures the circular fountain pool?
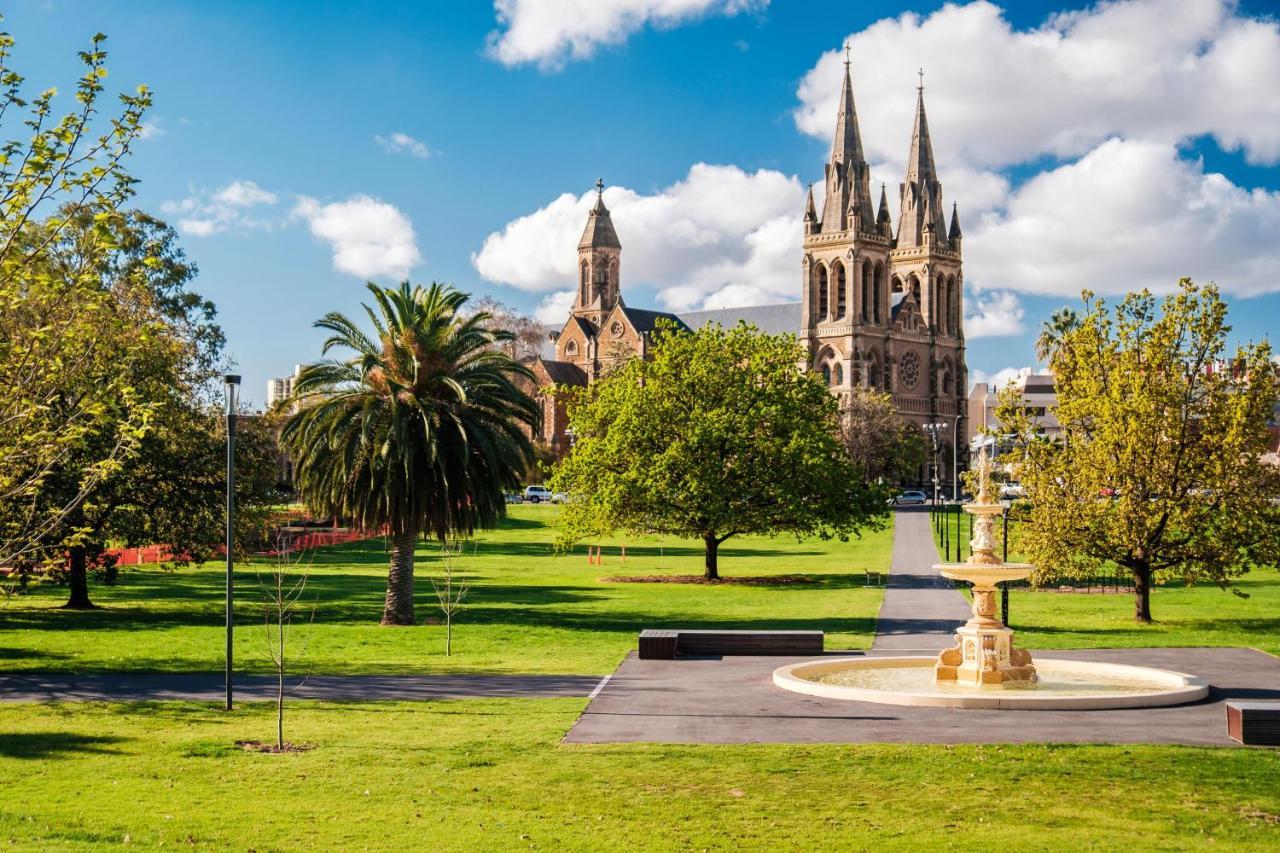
[772,657,1208,710]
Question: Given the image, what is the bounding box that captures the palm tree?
[1035,307,1080,364]
[281,282,538,625]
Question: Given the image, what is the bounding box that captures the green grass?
[3,699,1278,850]
[924,506,1280,653]
[0,505,892,676]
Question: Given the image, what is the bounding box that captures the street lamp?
[565,425,577,450]
[224,374,240,711]
[923,421,945,504]
[952,416,962,502]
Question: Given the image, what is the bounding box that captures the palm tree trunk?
[382,528,418,625]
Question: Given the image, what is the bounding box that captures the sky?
[7,0,1280,406]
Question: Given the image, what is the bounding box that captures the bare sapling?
[430,540,470,656]
[255,533,315,751]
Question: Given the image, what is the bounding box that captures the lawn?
[926,505,1280,654]
[2,699,1278,850]
[0,505,893,676]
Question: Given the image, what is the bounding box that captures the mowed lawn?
[3,699,1279,850]
[928,507,1280,654]
[0,505,893,676]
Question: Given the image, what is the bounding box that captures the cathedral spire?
[579,178,620,249]
[905,71,937,186]
[877,182,892,237]
[949,201,963,243]
[819,42,874,234]
[804,182,817,235]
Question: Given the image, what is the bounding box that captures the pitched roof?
[677,302,802,336]
[620,306,688,335]
[538,359,588,387]
[578,189,621,250]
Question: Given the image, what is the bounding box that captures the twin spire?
[806,54,959,252]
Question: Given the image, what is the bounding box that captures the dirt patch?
[235,740,314,754]
[599,574,818,586]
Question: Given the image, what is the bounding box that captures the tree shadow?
[0,733,128,760]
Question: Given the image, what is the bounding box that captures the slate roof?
[538,359,588,387]
[620,305,688,335]
[678,302,802,336]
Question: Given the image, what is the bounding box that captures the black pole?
[225,377,238,712]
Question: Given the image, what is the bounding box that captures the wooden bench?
[638,629,823,659]
[1226,701,1280,746]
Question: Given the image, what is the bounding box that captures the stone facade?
[801,60,967,485]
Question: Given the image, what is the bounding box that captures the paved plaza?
[566,507,1280,746]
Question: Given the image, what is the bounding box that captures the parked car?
[504,492,523,504]
[522,485,566,504]
[1000,482,1026,500]
[893,490,928,505]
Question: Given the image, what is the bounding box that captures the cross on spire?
[595,177,604,197]
[917,67,924,93]
[844,41,851,69]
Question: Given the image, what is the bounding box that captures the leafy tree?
[467,295,546,362]
[841,387,928,486]
[1034,306,1080,363]
[281,282,539,625]
[551,322,888,579]
[1000,280,1280,623]
[0,26,152,565]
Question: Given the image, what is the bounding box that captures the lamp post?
[952,415,962,502]
[923,421,945,504]
[224,374,240,711]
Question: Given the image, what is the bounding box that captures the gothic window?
[834,262,846,319]
[833,363,843,386]
[949,275,959,334]
[899,351,920,390]
[566,340,577,356]
[579,261,589,303]
[909,274,921,305]
[861,263,871,322]
[821,363,831,385]
[874,264,884,324]
[817,264,829,320]
[937,276,947,335]
[867,352,882,388]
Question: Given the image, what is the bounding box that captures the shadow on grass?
[0,733,128,760]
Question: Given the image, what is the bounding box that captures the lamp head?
[224,374,241,414]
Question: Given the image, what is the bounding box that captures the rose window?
[899,351,920,390]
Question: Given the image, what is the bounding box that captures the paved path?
[872,506,971,650]
[0,672,602,703]
[565,647,1280,745]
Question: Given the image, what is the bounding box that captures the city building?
[266,364,307,412]
[528,61,969,486]
[967,372,1061,450]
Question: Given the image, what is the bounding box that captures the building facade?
[967,372,1062,451]
[800,59,967,482]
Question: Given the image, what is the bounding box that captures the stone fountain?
[933,448,1038,687]
[769,447,1210,710]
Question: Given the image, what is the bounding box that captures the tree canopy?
[281,282,539,624]
[550,322,888,579]
[841,387,928,486]
[999,280,1280,622]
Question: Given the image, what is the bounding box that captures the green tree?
[281,282,539,625]
[841,387,928,486]
[1034,306,1080,363]
[999,280,1280,623]
[0,26,152,566]
[550,322,888,580]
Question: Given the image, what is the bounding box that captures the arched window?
[909,274,921,305]
[817,264,829,320]
[949,275,959,334]
[566,340,578,356]
[874,264,884,324]
[861,263,871,321]
[833,363,843,386]
[579,261,589,303]
[821,363,831,385]
[936,276,947,335]
[834,262,846,319]
[867,352,881,388]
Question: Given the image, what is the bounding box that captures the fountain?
[771,449,1209,710]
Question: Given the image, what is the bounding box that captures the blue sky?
[8,0,1280,404]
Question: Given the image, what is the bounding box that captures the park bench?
[638,628,823,659]
[1225,701,1280,746]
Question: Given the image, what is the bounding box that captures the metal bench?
[638,628,823,659]
[1226,701,1280,746]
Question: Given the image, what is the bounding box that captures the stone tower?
[573,178,622,328]
[801,59,967,486]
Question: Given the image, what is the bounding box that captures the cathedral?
[530,59,967,484]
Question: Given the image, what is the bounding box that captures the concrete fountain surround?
[772,656,1209,711]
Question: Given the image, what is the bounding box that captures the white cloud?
[487,0,768,70]
[964,290,1025,338]
[472,163,804,311]
[162,180,280,237]
[375,132,431,159]
[292,194,423,280]
[971,365,1034,390]
[794,0,1280,170]
[534,290,576,323]
[138,120,166,141]
[967,139,1280,297]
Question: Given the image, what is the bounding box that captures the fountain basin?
[773,656,1208,710]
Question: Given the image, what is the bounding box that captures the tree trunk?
[382,528,418,625]
[63,545,95,609]
[703,534,719,581]
[1132,561,1153,624]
